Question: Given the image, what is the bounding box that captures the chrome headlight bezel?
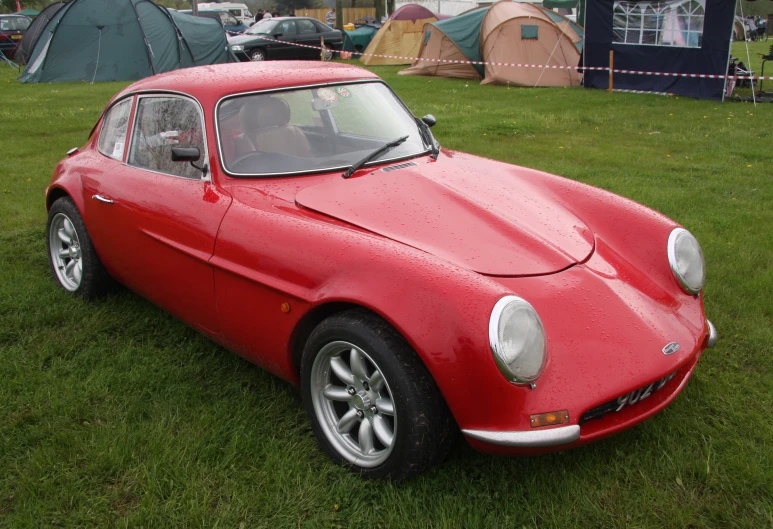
[667,228,706,295]
[488,295,547,385]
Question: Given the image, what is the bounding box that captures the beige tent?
[360,4,439,66]
[480,2,582,87]
[400,7,487,79]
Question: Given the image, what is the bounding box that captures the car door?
[314,19,342,51]
[270,19,298,59]
[83,94,231,333]
[294,19,322,59]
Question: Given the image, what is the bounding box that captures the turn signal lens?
[530,410,570,428]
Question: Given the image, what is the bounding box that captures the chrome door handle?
[92,194,114,204]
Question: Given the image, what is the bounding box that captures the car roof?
[116,62,380,103]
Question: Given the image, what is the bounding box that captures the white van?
[198,3,253,24]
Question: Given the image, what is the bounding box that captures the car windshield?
[217,82,428,176]
[245,19,277,34]
[0,16,30,31]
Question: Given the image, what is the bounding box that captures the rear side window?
[297,19,318,35]
[97,98,133,161]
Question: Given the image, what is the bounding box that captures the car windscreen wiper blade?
[342,135,409,179]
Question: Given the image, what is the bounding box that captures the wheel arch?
[46,185,72,211]
[290,301,393,379]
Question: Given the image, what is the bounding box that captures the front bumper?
[463,424,580,448]
[463,319,716,452]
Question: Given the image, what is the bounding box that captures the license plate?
[11,34,22,40]
[614,372,676,412]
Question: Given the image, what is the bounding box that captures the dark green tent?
[17,8,41,17]
[19,0,233,84]
[342,24,379,54]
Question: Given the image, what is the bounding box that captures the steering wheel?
[229,151,267,172]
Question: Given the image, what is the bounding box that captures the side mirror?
[171,146,209,179]
[273,33,283,38]
[421,114,437,128]
[171,146,200,162]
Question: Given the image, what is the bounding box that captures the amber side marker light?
[530,410,570,428]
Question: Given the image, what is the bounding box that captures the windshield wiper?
[342,136,409,179]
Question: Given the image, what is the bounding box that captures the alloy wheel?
[48,212,83,292]
[310,341,396,467]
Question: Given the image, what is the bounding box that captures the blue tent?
[583,0,735,100]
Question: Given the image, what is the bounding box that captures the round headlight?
[667,228,705,295]
[489,295,547,384]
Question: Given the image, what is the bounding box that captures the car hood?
[228,34,264,45]
[294,154,595,276]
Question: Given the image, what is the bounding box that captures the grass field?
[1,42,772,528]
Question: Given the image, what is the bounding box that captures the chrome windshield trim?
[462,425,580,448]
[213,79,430,178]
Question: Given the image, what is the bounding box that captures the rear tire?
[301,309,456,480]
[46,197,114,300]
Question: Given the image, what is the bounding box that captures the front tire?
[301,310,455,480]
[249,49,265,61]
[46,197,113,300]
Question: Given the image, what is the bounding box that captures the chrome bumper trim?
[707,320,717,348]
[462,425,580,448]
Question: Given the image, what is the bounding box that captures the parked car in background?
[0,14,31,59]
[180,9,248,33]
[354,16,382,28]
[45,61,716,480]
[198,2,253,25]
[229,17,342,61]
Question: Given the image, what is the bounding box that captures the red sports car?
[45,62,717,480]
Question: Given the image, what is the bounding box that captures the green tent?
[19,0,233,84]
[400,7,489,79]
[17,8,40,17]
[342,24,379,53]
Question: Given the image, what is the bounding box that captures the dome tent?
[360,4,440,66]
[401,2,583,87]
[479,2,583,87]
[16,2,65,65]
[19,0,233,84]
[400,6,489,80]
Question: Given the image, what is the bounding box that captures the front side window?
[128,96,205,179]
[97,98,133,161]
[216,82,428,176]
[245,19,277,34]
[277,20,296,36]
[612,0,704,48]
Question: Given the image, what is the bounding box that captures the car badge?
[662,342,680,356]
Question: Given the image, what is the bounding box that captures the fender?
[209,189,514,429]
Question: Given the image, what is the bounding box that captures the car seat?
[235,97,313,158]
